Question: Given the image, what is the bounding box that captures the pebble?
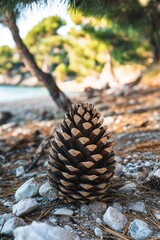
[115,156,122,163]
[16,166,25,177]
[53,208,74,216]
[154,169,160,177]
[89,201,107,216]
[144,161,151,167]
[94,227,103,237]
[80,205,90,214]
[103,206,127,231]
[15,178,40,202]
[96,218,102,224]
[0,213,14,226]
[3,201,13,208]
[39,182,58,201]
[1,217,26,235]
[12,198,38,216]
[128,219,152,240]
[15,178,39,202]
[112,202,123,212]
[13,221,75,240]
[115,163,123,176]
[128,201,146,213]
[49,217,57,224]
[118,182,136,193]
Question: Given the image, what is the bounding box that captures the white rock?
[154,169,160,177]
[13,221,75,240]
[80,205,89,214]
[3,201,13,208]
[1,217,26,235]
[128,219,152,240]
[53,208,73,216]
[49,217,57,224]
[15,178,40,202]
[115,156,122,163]
[112,202,123,212]
[118,182,136,193]
[12,198,38,216]
[96,218,102,224]
[103,206,127,231]
[39,182,58,201]
[0,213,14,226]
[16,166,25,177]
[94,227,103,237]
[129,201,146,213]
[115,163,123,176]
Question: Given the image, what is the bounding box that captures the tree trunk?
[149,6,160,63]
[4,12,71,112]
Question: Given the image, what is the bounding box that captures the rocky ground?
[0,84,160,240]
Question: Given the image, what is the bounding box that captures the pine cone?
[47,103,116,203]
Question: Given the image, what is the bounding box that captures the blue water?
[0,85,49,103]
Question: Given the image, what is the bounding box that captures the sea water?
[0,86,49,103]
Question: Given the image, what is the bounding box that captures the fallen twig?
[25,137,50,172]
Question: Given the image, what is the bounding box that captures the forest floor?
[0,82,160,239]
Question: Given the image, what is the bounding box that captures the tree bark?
[3,12,71,111]
[149,5,160,63]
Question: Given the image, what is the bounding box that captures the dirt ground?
[0,84,160,239]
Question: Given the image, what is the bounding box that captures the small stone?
[1,217,26,235]
[96,218,102,224]
[89,201,107,216]
[64,225,73,232]
[3,201,13,208]
[124,159,128,164]
[128,219,152,240]
[94,227,103,237]
[0,213,14,226]
[144,161,151,167]
[129,201,146,213]
[115,156,122,163]
[118,182,136,193]
[53,208,74,216]
[39,182,58,201]
[112,202,123,212]
[12,198,38,217]
[127,155,132,160]
[80,205,89,214]
[154,169,160,178]
[103,207,127,231]
[13,221,75,240]
[15,178,40,202]
[115,163,123,176]
[49,217,57,224]
[16,166,25,177]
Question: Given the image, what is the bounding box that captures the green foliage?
[0,46,24,74]
[25,16,66,46]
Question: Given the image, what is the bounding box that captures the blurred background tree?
[0,6,71,111]
[0,0,159,89]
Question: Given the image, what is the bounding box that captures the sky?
[0,1,74,48]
